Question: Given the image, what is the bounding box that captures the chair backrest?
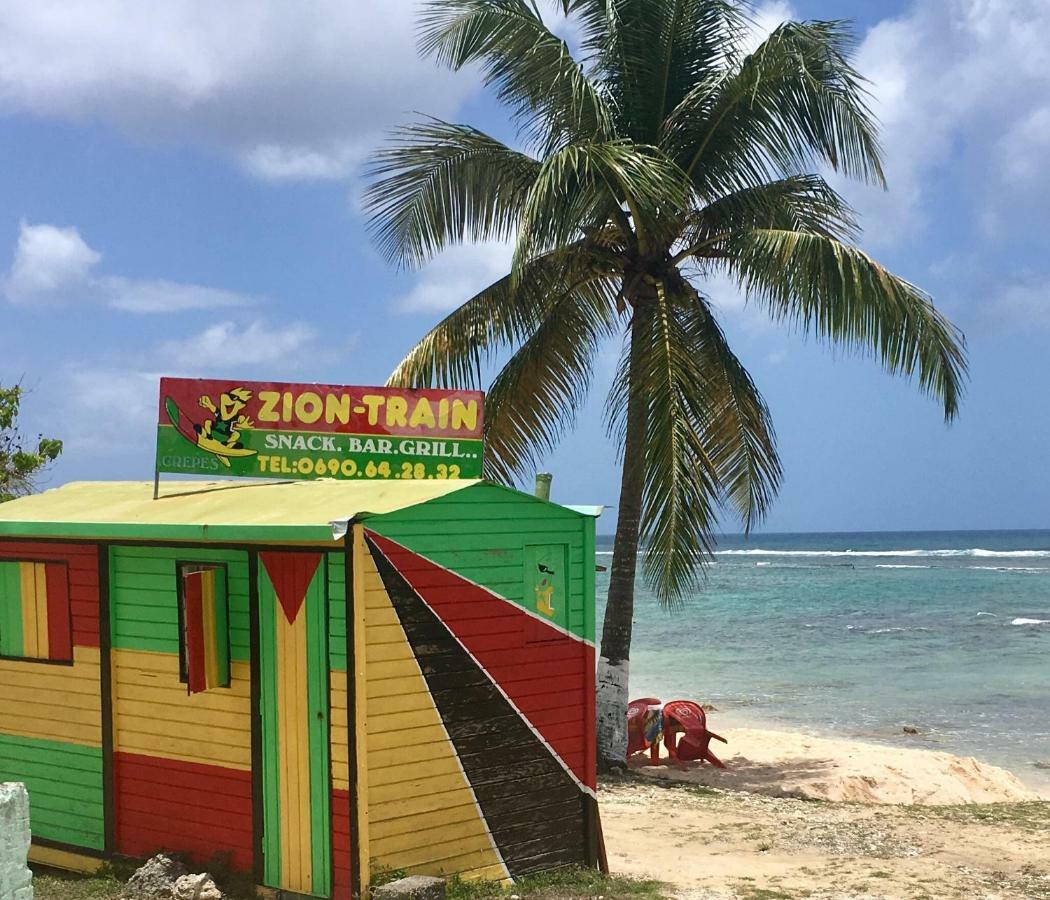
[662,700,707,732]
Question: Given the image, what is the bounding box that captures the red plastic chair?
[661,700,728,768]
[626,697,663,762]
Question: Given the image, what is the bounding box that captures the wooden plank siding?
[356,528,508,882]
[108,546,253,869]
[0,541,104,851]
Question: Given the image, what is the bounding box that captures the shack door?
[257,552,331,897]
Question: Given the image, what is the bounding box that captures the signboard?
[156,378,483,480]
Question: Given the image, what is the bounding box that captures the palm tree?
[364,0,967,767]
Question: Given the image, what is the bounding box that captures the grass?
[32,853,256,900]
[33,868,123,900]
[32,865,666,900]
[902,800,1050,831]
[446,868,667,900]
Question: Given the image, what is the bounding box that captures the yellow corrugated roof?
[0,479,480,543]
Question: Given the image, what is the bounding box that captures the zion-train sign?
[156,377,484,480]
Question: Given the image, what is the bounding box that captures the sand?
[628,726,1044,805]
[600,778,1050,899]
[601,726,1050,898]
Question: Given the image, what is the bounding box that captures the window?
[0,559,72,663]
[177,563,231,693]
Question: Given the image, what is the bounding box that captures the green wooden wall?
[367,484,595,643]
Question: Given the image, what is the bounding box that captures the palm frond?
[483,276,620,482]
[597,0,746,143]
[513,140,692,270]
[387,240,623,391]
[418,0,614,151]
[675,285,781,530]
[631,293,722,605]
[728,229,967,420]
[668,20,885,196]
[676,174,859,260]
[364,120,539,268]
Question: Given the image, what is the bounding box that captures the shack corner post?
[0,376,602,897]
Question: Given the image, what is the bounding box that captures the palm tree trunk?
[596,302,649,769]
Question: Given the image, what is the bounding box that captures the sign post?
[154,378,484,485]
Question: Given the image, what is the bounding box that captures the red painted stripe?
[44,562,72,661]
[114,752,253,871]
[368,533,595,788]
[0,542,99,647]
[332,787,352,898]
[183,573,207,694]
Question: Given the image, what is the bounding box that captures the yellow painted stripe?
[201,574,219,689]
[29,844,105,874]
[275,601,313,894]
[352,526,371,888]
[110,649,250,770]
[0,646,101,746]
[330,670,349,791]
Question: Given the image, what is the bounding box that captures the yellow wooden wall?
[0,645,102,746]
[110,649,252,769]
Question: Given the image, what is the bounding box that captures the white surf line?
[367,535,597,800]
[368,531,597,647]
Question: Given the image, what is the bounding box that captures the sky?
[1,0,1048,535]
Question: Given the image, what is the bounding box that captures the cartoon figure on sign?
[164,387,258,467]
[535,563,556,618]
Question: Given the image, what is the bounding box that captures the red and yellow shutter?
[181,567,230,694]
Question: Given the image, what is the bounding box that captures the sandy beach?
[602,725,1050,899]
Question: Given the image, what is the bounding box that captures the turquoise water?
[595,530,1050,789]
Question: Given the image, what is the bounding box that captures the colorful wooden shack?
[0,478,599,896]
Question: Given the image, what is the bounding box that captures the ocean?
[595,529,1050,790]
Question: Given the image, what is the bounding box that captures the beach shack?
[0,378,600,897]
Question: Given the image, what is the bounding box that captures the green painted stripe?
[327,553,346,672]
[582,517,597,647]
[0,561,24,657]
[0,733,104,849]
[0,520,338,543]
[258,575,282,889]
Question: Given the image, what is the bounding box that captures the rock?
[1034,760,1050,770]
[172,874,223,900]
[700,704,719,712]
[372,875,446,900]
[125,854,189,900]
[902,726,920,735]
[0,783,33,900]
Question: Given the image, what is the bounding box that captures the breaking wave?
[715,548,1050,559]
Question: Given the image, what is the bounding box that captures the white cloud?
[395,241,515,313]
[0,0,477,181]
[845,0,1050,243]
[159,320,318,368]
[5,222,100,301]
[743,1,794,55]
[3,221,258,312]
